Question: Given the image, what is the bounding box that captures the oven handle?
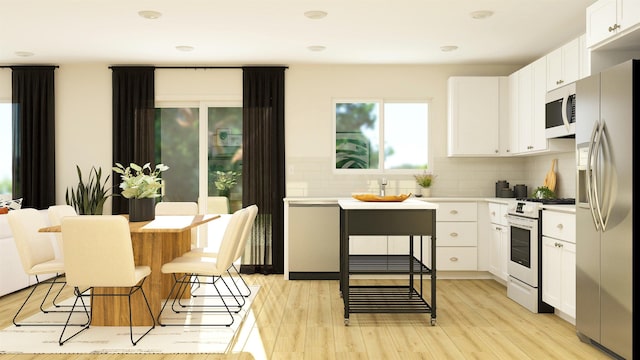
[505,214,536,229]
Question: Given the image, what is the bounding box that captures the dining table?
[39,214,220,326]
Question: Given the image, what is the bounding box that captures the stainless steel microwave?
[545,83,576,138]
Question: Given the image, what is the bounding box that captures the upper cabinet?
[586,0,640,49]
[447,76,510,157]
[513,57,548,154]
[546,37,582,91]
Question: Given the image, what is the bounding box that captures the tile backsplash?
[286,151,576,199]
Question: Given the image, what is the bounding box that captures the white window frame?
[332,98,431,175]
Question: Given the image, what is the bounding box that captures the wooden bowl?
[352,193,411,202]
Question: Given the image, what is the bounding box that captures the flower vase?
[421,187,431,197]
[129,198,155,222]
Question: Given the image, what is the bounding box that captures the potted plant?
[113,162,169,221]
[414,172,435,197]
[65,165,111,215]
[214,170,240,197]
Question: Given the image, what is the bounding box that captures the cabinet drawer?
[542,211,576,243]
[488,202,508,226]
[436,222,477,246]
[436,202,477,221]
[436,247,477,270]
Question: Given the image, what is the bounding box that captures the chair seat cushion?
[161,256,224,277]
[184,247,219,257]
[30,259,65,275]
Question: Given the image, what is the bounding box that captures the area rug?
[0,283,259,354]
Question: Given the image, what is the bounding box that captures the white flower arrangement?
[113,162,169,199]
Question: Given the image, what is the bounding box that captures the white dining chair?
[47,204,78,260]
[185,204,258,297]
[157,207,248,326]
[59,215,155,345]
[155,201,199,247]
[7,208,86,327]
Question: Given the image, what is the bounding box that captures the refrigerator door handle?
[586,120,601,230]
[592,120,606,230]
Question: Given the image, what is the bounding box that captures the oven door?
[506,214,539,287]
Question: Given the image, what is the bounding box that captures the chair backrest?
[155,201,198,216]
[155,201,199,246]
[214,208,248,273]
[48,205,77,226]
[61,215,138,288]
[233,205,258,262]
[8,208,56,274]
[206,196,230,214]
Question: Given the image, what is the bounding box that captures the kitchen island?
[338,198,438,325]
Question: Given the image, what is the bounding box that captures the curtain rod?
[109,66,288,69]
[0,65,60,69]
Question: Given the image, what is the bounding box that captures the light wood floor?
[0,274,612,360]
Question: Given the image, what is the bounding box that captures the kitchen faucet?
[380,178,387,196]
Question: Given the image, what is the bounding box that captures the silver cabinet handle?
[555,242,563,248]
[556,223,563,230]
[491,211,496,216]
[450,210,458,215]
[450,232,458,237]
[450,257,459,262]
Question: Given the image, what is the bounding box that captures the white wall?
[3,62,579,211]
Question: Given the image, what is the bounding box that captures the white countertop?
[542,204,576,213]
[284,196,514,205]
[338,198,439,210]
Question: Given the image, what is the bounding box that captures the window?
[334,100,429,172]
[0,103,11,195]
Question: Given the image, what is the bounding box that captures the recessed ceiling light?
[304,10,328,20]
[138,10,162,20]
[440,45,458,52]
[470,10,494,19]
[307,45,326,52]
[15,51,34,57]
[175,45,194,52]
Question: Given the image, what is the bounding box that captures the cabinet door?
[561,241,576,318]
[547,38,581,91]
[500,228,509,281]
[586,0,618,47]
[542,236,562,308]
[516,64,533,153]
[489,224,502,277]
[447,77,501,156]
[619,0,640,34]
[531,57,548,152]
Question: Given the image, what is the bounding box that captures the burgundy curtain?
[241,67,286,274]
[111,66,155,214]
[11,66,56,209]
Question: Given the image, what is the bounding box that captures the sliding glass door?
[155,102,243,213]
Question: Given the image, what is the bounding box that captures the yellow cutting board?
[543,159,557,192]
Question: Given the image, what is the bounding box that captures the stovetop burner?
[516,198,575,205]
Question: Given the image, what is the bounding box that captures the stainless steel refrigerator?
[575,59,634,359]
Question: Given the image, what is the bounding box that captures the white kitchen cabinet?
[541,209,576,319]
[447,76,510,157]
[514,57,547,154]
[433,202,478,271]
[546,37,581,91]
[510,57,574,156]
[586,0,640,49]
[488,202,509,282]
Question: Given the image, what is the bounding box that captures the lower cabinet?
[434,202,478,271]
[542,236,576,318]
[488,202,509,281]
[489,224,509,281]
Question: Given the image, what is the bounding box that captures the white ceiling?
[0,0,597,66]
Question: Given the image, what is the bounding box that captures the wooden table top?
[39,214,221,233]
